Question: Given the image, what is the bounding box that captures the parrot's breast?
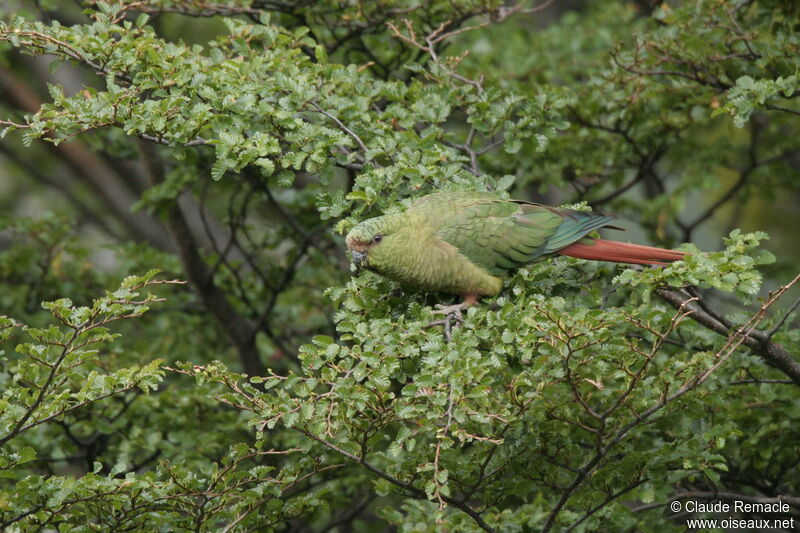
[372,230,503,297]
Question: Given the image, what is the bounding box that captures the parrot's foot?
[427,304,465,343]
[426,295,478,342]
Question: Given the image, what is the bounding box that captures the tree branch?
[541,277,799,531]
[655,281,800,385]
[300,429,497,533]
[0,65,174,252]
[137,140,266,376]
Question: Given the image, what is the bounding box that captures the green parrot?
[345,191,685,318]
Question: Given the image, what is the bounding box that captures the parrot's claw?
[428,302,470,342]
[432,302,468,318]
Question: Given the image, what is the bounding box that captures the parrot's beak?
[350,250,367,273]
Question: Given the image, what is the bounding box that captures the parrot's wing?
[436,199,618,276]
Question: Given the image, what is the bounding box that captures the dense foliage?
[1,1,799,531]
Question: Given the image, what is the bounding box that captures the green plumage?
[345,191,618,297]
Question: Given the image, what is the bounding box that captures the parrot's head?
[345,213,405,275]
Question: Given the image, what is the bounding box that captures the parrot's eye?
[372,234,383,243]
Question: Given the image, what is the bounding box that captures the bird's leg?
[427,294,479,342]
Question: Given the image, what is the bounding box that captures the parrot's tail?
[557,239,686,266]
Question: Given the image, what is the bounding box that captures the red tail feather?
[557,239,686,266]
